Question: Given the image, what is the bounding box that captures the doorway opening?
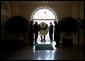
[32,7,58,44]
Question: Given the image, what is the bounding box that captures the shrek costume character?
[39,22,48,42]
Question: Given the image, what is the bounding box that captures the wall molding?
[1,9,11,17]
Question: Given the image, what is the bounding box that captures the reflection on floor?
[6,41,84,60]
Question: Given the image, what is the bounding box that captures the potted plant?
[59,17,79,45]
[4,16,29,51]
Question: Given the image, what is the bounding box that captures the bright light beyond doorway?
[32,8,58,44]
[33,8,55,19]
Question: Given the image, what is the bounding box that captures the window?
[32,8,57,26]
[33,8,55,19]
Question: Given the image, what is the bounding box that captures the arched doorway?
[32,7,58,44]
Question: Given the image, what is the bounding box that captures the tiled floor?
[5,41,84,60]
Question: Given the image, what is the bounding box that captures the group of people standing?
[29,20,60,47]
[49,21,60,47]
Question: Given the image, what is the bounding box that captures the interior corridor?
[1,1,84,60]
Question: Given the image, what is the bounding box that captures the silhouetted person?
[54,21,60,47]
[49,22,53,42]
[34,22,39,44]
[29,21,34,46]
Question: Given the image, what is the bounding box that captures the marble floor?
[4,41,84,60]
